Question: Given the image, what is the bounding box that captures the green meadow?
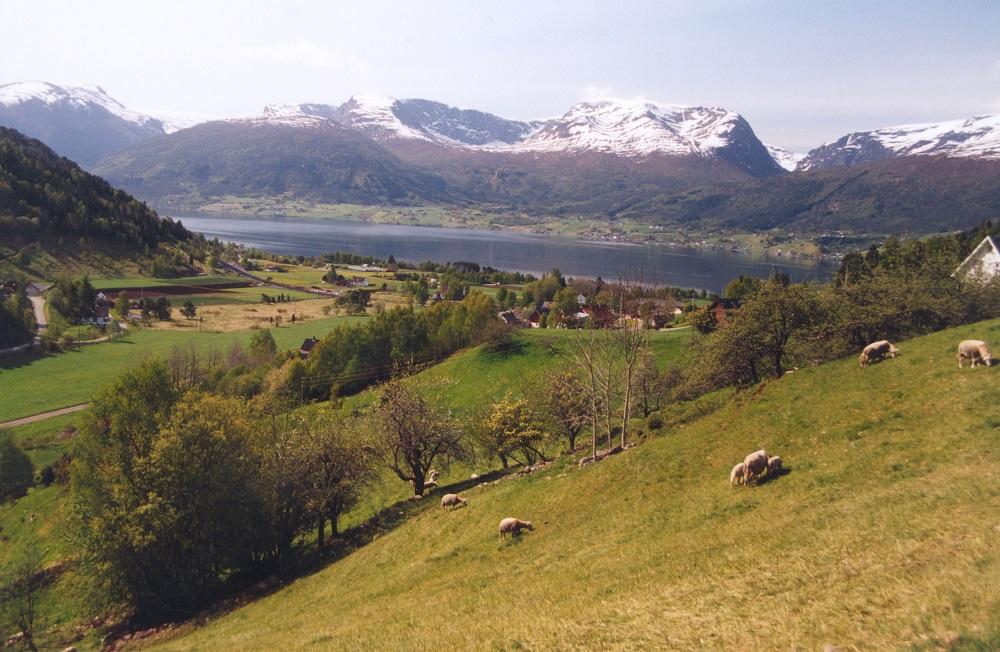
[148,318,1000,651]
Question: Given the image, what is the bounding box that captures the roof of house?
[300,337,319,352]
[497,310,521,325]
[954,235,1000,277]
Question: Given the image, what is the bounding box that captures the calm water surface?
[176,215,837,293]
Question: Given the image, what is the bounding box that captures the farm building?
[953,235,1000,282]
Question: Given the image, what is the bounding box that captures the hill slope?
[151,318,1000,650]
[0,126,188,248]
[92,118,453,206]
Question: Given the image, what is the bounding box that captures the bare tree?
[612,274,649,448]
[370,378,466,496]
[570,324,604,460]
[0,548,44,652]
[540,367,589,452]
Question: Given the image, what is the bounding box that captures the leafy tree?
[477,393,546,468]
[369,378,466,496]
[724,275,762,301]
[0,431,33,501]
[115,290,130,320]
[248,328,277,361]
[296,416,377,545]
[180,300,197,319]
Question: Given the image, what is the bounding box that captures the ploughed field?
[149,318,1000,650]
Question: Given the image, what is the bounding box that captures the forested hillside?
[0,126,190,248]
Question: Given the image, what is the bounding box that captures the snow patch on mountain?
[799,114,1000,170]
[334,94,431,141]
[0,81,163,130]
[765,144,805,171]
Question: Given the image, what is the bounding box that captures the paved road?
[0,403,90,430]
[29,295,47,332]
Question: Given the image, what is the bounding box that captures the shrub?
[0,431,33,500]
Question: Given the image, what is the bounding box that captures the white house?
[954,236,1000,282]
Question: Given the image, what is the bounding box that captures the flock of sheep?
[858,338,993,368]
[439,492,534,542]
[729,449,783,487]
[441,337,994,530]
[730,336,993,488]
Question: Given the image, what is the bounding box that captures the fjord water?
[177,214,837,293]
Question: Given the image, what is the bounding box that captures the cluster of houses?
[498,293,685,330]
[327,276,370,288]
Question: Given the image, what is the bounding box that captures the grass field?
[147,318,1000,651]
[90,275,237,290]
[0,316,369,422]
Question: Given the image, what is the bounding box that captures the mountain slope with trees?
[0,126,190,249]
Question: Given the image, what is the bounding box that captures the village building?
[497,310,529,328]
[707,298,740,327]
[953,235,1000,282]
[299,337,319,359]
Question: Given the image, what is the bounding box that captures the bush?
[0,431,33,500]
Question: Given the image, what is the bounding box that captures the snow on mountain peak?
[334,94,430,141]
[503,98,747,158]
[799,113,1000,170]
[0,80,161,129]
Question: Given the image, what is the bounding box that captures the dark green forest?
[0,126,190,248]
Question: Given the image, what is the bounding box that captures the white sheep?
[441,493,467,510]
[859,340,899,367]
[729,462,746,488]
[958,340,993,368]
[742,449,769,485]
[767,456,783,475]
[498,517,534,541]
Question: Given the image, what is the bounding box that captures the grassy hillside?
[148,318,1000,650]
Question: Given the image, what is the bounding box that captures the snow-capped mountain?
[798,114,1000,171]
[244,96,781,176]
[765,144,806,172]
[500,99,783,176]
[0,81,168,166]
[328,94,540,146]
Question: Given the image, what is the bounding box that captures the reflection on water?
[176,214,837,293]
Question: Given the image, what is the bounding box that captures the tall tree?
[369,378,466,496]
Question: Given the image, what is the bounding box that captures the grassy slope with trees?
[150,317,1000,651]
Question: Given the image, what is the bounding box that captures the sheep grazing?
[859,340,899,367]
[729,462,746,488]
[742,449,769,485]
[958,340,993,368]
[767,456,783,475]
[441,493,468,510]
[498,517,534,541]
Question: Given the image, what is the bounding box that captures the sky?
[2,0,999,151]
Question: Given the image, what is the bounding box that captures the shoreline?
[162,205,849,262]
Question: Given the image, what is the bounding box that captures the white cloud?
[238,39,370,72]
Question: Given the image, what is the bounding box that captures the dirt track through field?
[0,403,90,429]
